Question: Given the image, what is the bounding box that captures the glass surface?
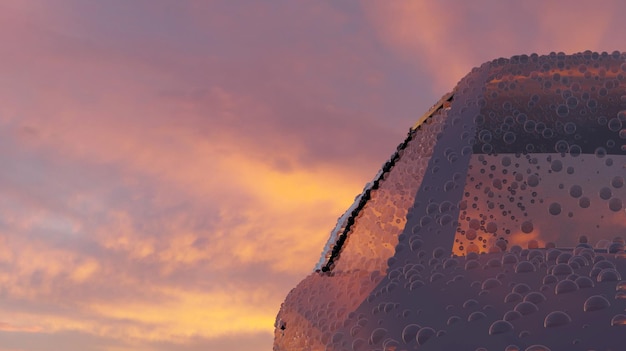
[275,51,626,351]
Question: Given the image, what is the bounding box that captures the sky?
[0,1,625,351]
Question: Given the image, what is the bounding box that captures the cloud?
[0,2,402,348]
[362,1,625,93]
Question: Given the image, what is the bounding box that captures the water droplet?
[481,278,502,290]
[550,160,562,172]
[514,301,538,315]
[489,320,514,335]
[504,292,523,303]
[564,122,577,134]
[503,310,522,321]
[611,314,626,326]
[597,268,622,282]
[521,221,534,233]
[583,295,611,311]
[369,328,387,345]
[599,187,612,200]
[569,185,583,198]
[608,117,623,131]
[575,276,595,289]
[612,176,624,188]
[569,144,582,156]
[352,338,366,350]
[609,198,623,212]
[544,311,571,328]
[557,252,573,264]
[554,140,569,153]
[447,316,461,326]
[463,299,479,308]
[467,311,486,322]
[556,105,569,117]
[443,258,458,269]
[525,344,551,351]
[552,263,573,276]
[503,132,516,144]
[523,292,546,304]
[430,273,444,282]
[432,247,446,259]
[465,260,480,270]
[555,279,578,294]
[466,229,477,240]
[401,324,421,343]
[502,253,518,265]
[486,258,502,267]
[416,327,436,346]
[543,274,558,284]
[579,197,591,208]
[527,176,539,187]
[593,260,616,270]
[548,202,562,215]
[515,261,536,273]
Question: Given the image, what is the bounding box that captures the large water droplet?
[401,324,421,343]
[489,320,514,335]
[555,279,578,294]
[575,276,595,289]
[569,185,583,198]
[447,315,461,326]
[503,310,522,321]
[543,274,558,284]
[482,278,502,290]
[467,311,486,322]
[369,328,387,345]
[608,198,623,212]
[352,338,366,350]
[515,261,536,273]
[543,311,571,328]
[463,299,479,308]
[597,268,622,282]
[599,187,612,200]
[608,117,623,131]
[548,202,561,215]
[514,301,538,315]
[505,292,523,303]
[552,263,573,276]
[521,221,534,233]
[523,292,547,304]
[416,327,436,346]
[579,197,591,208]
[611,314,626,326]
[583,295,611,312]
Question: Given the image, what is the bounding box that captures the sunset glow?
[1,1,626,351]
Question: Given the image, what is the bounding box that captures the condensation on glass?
[275,51,626,351]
